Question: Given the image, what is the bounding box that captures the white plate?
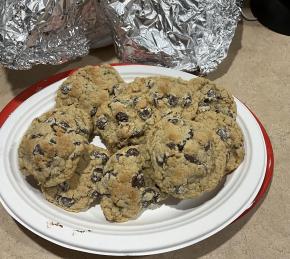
[0,65,267,256]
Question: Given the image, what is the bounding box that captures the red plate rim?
[0,64,274,222]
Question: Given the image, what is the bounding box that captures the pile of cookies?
[18,65,244,222]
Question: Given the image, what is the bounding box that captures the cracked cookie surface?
[194,111,244,173]
[147,118,227,199]
[187,77,237,118]
[18,107,92,187]
[94,76,200,152]
[143,76,199,120]
[94,87,160,152]
[96,145,166,222]
[42,145,109,212]
[56,65,125,117]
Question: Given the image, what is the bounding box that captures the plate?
[0,65,273,256]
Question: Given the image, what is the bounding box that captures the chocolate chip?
[156,154,167,167]
[95,116,108,130]
[46,117,56,125]
[131,173,145,188]
[152,93,160,107]
[60,84,71,95]
[146,79,154,89]
[138,107,152,120]
[77,128,89,136]
[33,144,44,156]
[167,94,178,107]
[57,196,75,207]
[103,70,112,75]
[59,121,70,130]
[59,182,69,192]
[90,107,97,117]
[91,168,103,182]
[115,112,128,122]
[90,151,109,164]
[132,96,140,106]
[198,98,210,107]
[228,111,234,118]
[91,190,102,200]
[131,129,144,138]
[115,153,123,161]
[187,129,194,139]
[183,95,192,107]
[126,148,140,157]
[174,185,186,194]
[216,128,230,141]
[49,138,57,144]
[166,142,176,150]
[168,118,179,124]
[203,98,210,104]
[176,131,193,152]
[184,154,202,164]
[207,89,217,98]
[109,85,118,96]
[177,143,185,151]
[31,133,43,139]
[204,142,211,151]
[142,188,160,208]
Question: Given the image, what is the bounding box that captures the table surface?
[0,16,290,259]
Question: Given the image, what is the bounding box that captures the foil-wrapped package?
[0,0,112,69]
[102,0,242,74]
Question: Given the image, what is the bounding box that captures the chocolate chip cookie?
[195,111,244,173]
[56,65,125,117]
[144,76,199,120]
[94,88,160,152]
[18,107,92,187]
[147,118,227,199]
[42,145,109,212]
[97,145,165,222]
[187,77,237,118]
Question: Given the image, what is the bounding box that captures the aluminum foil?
[0,0,112,70]
[102,0,242,74]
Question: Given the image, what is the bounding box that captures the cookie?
[144,76,199,120]
[97,145,165,222]
[35,106,93,139]
[187,77,237,118]
[94,88,160,152]
[56,65,125,117]
[18,107,92,187]
[194,111,244,173]
[147,118,227,199]
[42,145,109,212]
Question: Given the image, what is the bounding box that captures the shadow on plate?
[160,177,226,210]
[24,175,41,191]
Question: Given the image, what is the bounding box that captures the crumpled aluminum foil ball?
[0,0,242,72]
[102,0,242,74]
[0,0,112,69]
